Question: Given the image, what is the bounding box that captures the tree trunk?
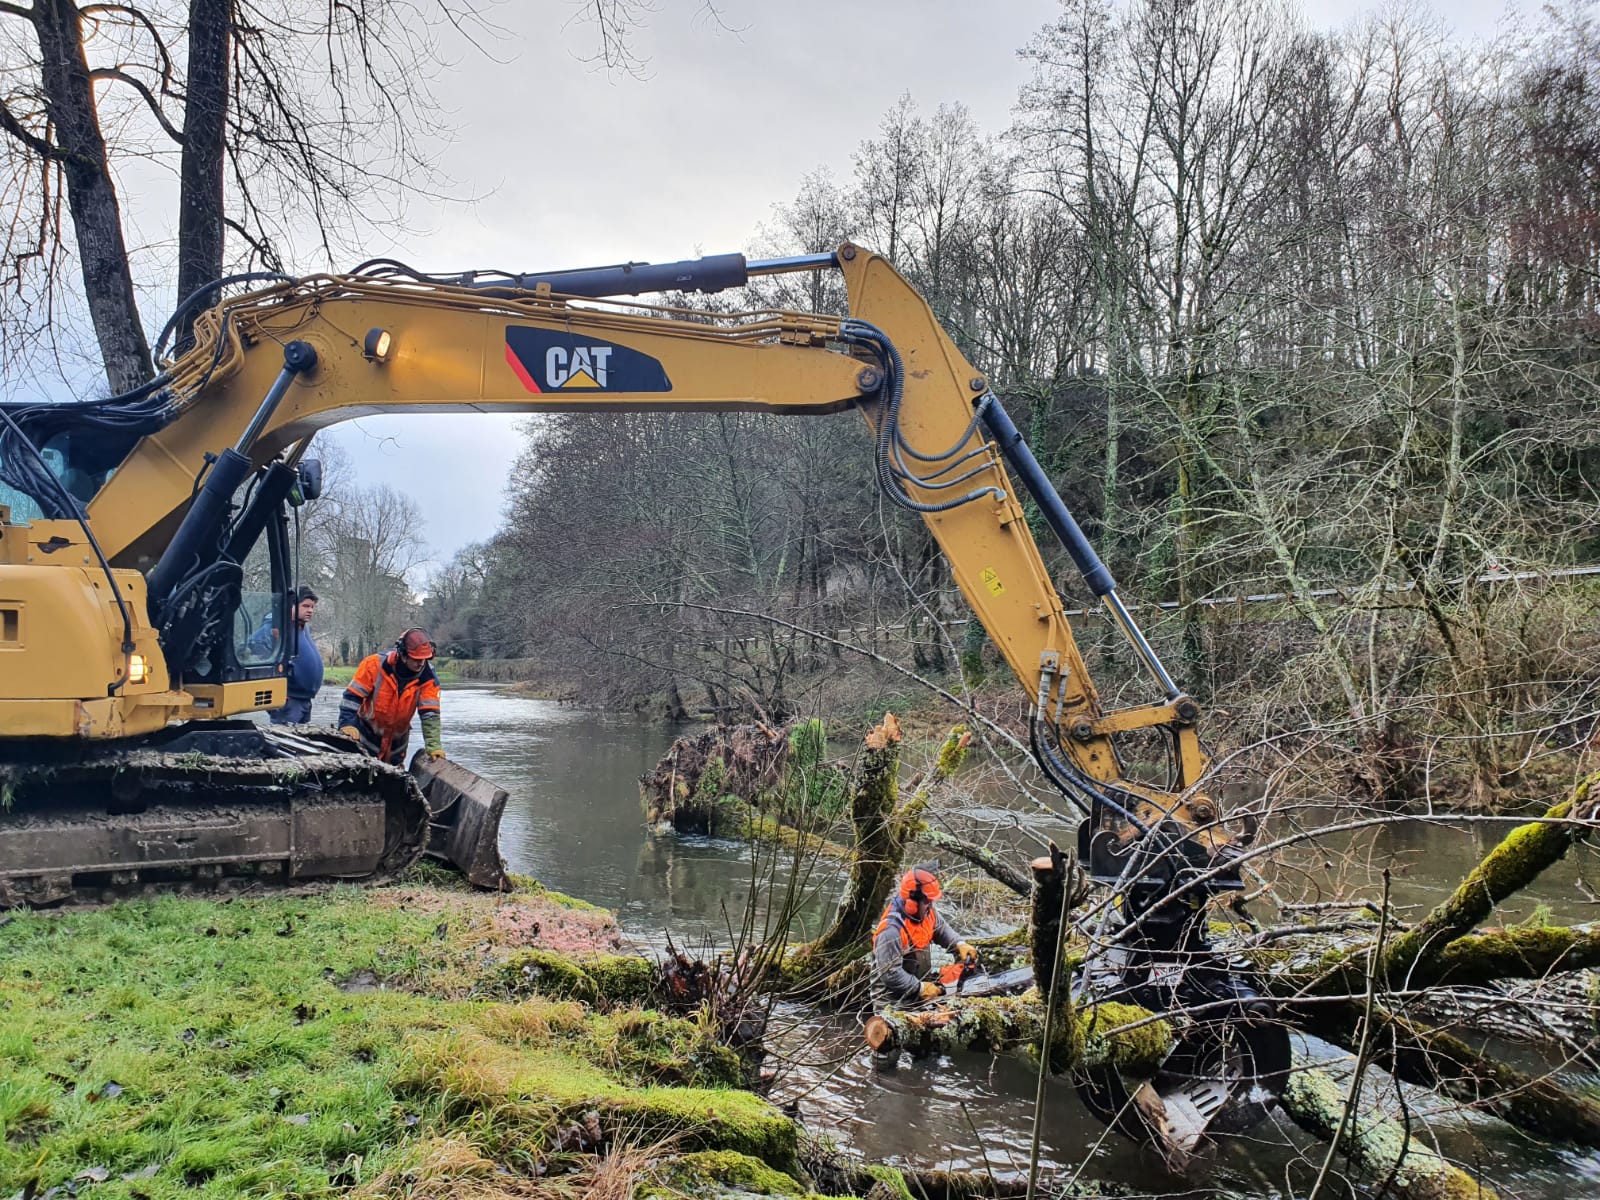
[1306,1003,1600,1151]
[176,0,233,350]
[861,993,1170,1077]
[787,714,907,975]
[780,720,978,995]
[31,0,153,392]
[1029,845,1077,991]
[1280,1067,1498,1200]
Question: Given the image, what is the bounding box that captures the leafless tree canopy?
[0,0,491,391]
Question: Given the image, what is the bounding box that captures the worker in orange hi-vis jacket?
[872,865,978,1005]
[336,627,444,766]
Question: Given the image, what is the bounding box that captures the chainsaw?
[936,954,1034,998]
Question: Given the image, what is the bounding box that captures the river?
[309,684,1600,1198]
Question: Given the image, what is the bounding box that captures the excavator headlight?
[363,328,393,362]
[127,653,149,684]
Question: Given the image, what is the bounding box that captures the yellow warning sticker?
[980,568,1004,596]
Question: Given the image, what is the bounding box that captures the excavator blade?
[408,754,510,889]
[0,723,428,907]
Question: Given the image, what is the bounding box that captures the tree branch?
[1381,770,1600,982]
[88,68,184,143]
[0,97,62,160]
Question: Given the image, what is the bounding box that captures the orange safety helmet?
[897,865,941,919]
[396,628,435,660]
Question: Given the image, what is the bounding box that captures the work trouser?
[876,946,934,1005]
[269,697,313,725]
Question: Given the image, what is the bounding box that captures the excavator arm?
[61,245,1206,804]
[2,246,1290,1156]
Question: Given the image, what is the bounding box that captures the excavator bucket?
[1076,1017,1291,1171]
[408,754,510,889]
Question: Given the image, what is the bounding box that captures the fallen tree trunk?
[1380,770,1600,983]
[861,995,1171,1076]
[1240,923,1600,998]
[1412,967,1598,1049]
[639,723,788,834]
[800,1134,1130,1200]
[1280,1067,1498,1200]
[1232,924,1600,1150]
[1308,1002,1600,1150]
[1410,923,1600,990]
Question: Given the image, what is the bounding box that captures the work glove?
[339,725,360,741]
[426,749,446,762]
[918,981,945,1001]
[955,942,978,964]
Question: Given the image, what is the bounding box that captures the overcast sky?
[294,0,1514,578]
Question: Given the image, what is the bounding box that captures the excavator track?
[0,722,428,907]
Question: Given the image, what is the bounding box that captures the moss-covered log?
[742,810,853,860]
[862,995,1171,1076]
[1412,964,1598,1049]
[1308,1003,1600,1149]
[969,925,1032,971]
[863,994,1038,1058]
[1281,1068,1498,1200]
[1241,923,1600,1002]
[811,1157,1037,1200]
[802,1133,1118,1200]
[1416,922,1600,989]
[1235,922,1600,1150]
[1380,770,1600,982]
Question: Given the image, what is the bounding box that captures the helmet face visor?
[400,630,435,659]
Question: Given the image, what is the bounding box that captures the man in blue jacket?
[268,586,323,724]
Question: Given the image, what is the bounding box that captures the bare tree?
[302,480,428,663]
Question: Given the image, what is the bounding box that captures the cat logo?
[544,345,612,389]
[505,327,672,394]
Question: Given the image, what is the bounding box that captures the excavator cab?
[0,378,506,904]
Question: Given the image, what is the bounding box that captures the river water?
[309,684,1600,1198]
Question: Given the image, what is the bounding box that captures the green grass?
[0,879,794,1198]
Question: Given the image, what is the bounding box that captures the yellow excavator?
[0,244,1284,1152]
